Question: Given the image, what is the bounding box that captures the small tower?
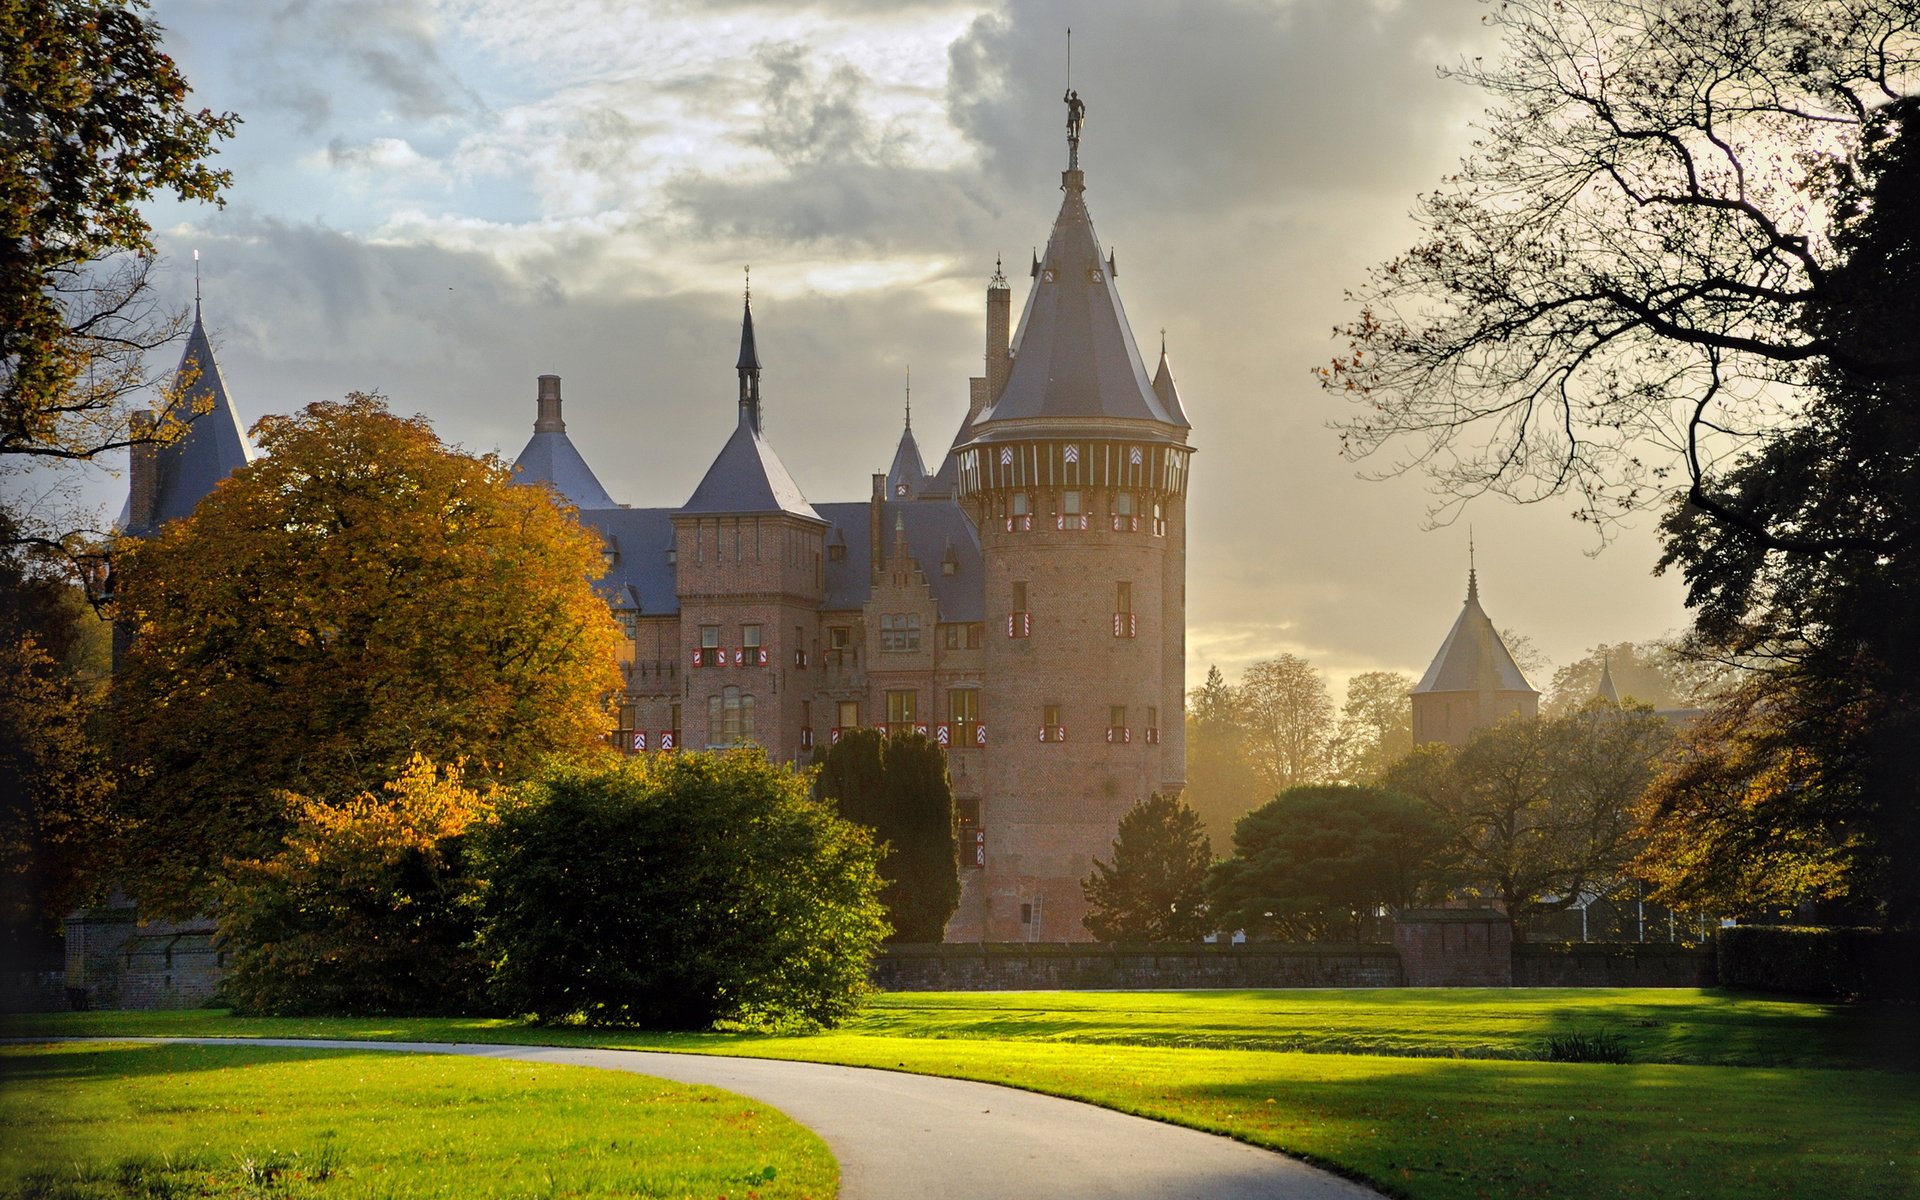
[673,289,828,759]
[1410,552,1540,746]
[512,375,617,510]
[948,92,1195,942]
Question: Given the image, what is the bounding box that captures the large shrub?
[482,751,886,1030]
[813,729,960,942]
[219,757,492,1015]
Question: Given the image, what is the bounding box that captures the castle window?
[1113,582,1136,638]
[1007,492,1032,532]
[950,688,980,747]
[1107,705,1130,744]
[1153,500,1167,537]
[1112,492,1137,532]
[880,613,920,652]
[837,700,859,732]
[1042,704,1064,743]
[887,689,918,735]
[615,610,638,639]
[1058,490,1086,531]
[708,686,753,746]
[695,625,720,668]
[1146,706,1161,744]
[967,622,982,648]
[943,623,961,649]
[830,626,850,649]
[670,702,681,749]
[1009,582,1031,638]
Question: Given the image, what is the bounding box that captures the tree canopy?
[112,393,621,915]
[1183,665,1266,846]
[1208,784,1443,941]
[2,0,239,574]
[1330,671,1414,784]
[1237,654,1334,793]
[813,728,960,943]
[1384,705,1673,930]
[1324,0,1919,535]
[1081,792,1213,943]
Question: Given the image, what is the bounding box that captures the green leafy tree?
[2,0,239,579]
[814,728,961,943]
[112,394,621,916]
[1208,785,1444,941]
[1081,793,1212,943]
[1543,641,1714,716]
[1651,97,1920,926]
[1385,706,1674,931]
[218,758,492,1016]
[482,751,886,1030]
[1330,671,1414,784]
[0,634,113,934]
[1184,665,1264,846]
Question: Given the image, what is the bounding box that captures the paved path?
[43,1037,1383,1200]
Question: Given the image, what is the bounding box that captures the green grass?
[0,1041,834,1200]
[7,989,1917,1200]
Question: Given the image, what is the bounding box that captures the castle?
[126,98,1195,944]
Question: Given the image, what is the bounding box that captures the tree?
[1385,705,1674,931]
[0,635,113,934]
[482,752,886,1030]
[218,758,492,1016]
[111,393,621,916]
[1542,641,1712,716]
[1207,785,1444,941]
[1081,792,1212,943]
[1183,665,1264,845]
[1329,671,1413,783]
[1650,96,1920,927]
[2,0,239,570]
[814,729,960,943]
[1324,0,1920,536]
[1237,654,1334,792]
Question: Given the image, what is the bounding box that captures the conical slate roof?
[513,376,617,510]
[129,308,254,534]
[681,412,820,519]
[1413,569,1538,695]
[1151,338,1190,427]
[1597,656,1621,704]
[972,156,1185,440]
[885,416,928,499]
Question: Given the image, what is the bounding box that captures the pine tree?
[1081,793,1213,943]
[814,729,960,942]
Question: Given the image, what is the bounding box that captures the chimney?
[534,375,565,433]
[128,409,159,533]
[986,273,1012,404]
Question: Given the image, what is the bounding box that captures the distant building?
[1410,562,1539,747]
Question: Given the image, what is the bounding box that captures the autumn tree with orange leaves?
[112,394,620,916]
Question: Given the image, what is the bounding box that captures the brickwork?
[874,942,1403,991]
[64,909,222,1009]
[1392,909,1514,987]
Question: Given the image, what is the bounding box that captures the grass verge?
[6,989,1915,1200]
[0,1041,834,1200]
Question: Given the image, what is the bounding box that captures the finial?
[1160,327,1167,357]
[193,248,201,319]
[743,264,751,305]
[904,366,912,431]
[1467,530,1479,603]
[991,254,1008,288]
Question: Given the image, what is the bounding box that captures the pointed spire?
[1597,653,1621,704]
[736,268,762,433]
[1467,531,1480,605]
[193,248,202,321]
[904,366,911,431]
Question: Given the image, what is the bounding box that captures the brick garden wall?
[1512,942,1717,988]
[873,942,1405,991]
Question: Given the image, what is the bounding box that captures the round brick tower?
[949,100,1194,942]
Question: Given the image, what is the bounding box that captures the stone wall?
[1512,942,1717,988]
[0,971,68,1014]
[1393,909,1514,987]
[873,942,1405,991]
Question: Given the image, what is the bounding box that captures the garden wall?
[63,908,222,1010]
[1512,942,1717,988]
[873,942,1405,991]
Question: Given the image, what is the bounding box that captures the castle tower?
[673,290,828,759]
[511,374,617,509]
[122,297,254,539]
[1410,555,1539,746]
[947,96,1194,942]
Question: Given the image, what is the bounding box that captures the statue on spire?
[1064,89,1085,143]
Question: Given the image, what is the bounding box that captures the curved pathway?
[53,1037,1383,1199]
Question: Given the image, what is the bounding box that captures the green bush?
[480,751,887,1030]
[1540,1030,1631,1063]
[813,729,960,943]
[1717,925,1920,1000]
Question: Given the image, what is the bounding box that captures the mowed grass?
[8,989,1917,1200]
[0,1041,834,1200]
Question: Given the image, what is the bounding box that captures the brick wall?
[64,908,223,1010]
[874,942,1404,991]
[1392,909,1515,987]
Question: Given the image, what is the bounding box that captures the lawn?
[0,1040,835,1200]
[7,989,1915,1200]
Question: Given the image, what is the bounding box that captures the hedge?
[1716,925,1919,1001]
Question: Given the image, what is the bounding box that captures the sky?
[65,0,1696,695]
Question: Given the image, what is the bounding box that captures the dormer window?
[830,542,846,562]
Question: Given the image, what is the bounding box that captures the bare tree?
[1330,670,1414,784]
[1322,0,1920,546]
[1237,655,1334,793]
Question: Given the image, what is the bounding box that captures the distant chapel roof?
[1413,565,1538,696]
[123,303,255,535]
